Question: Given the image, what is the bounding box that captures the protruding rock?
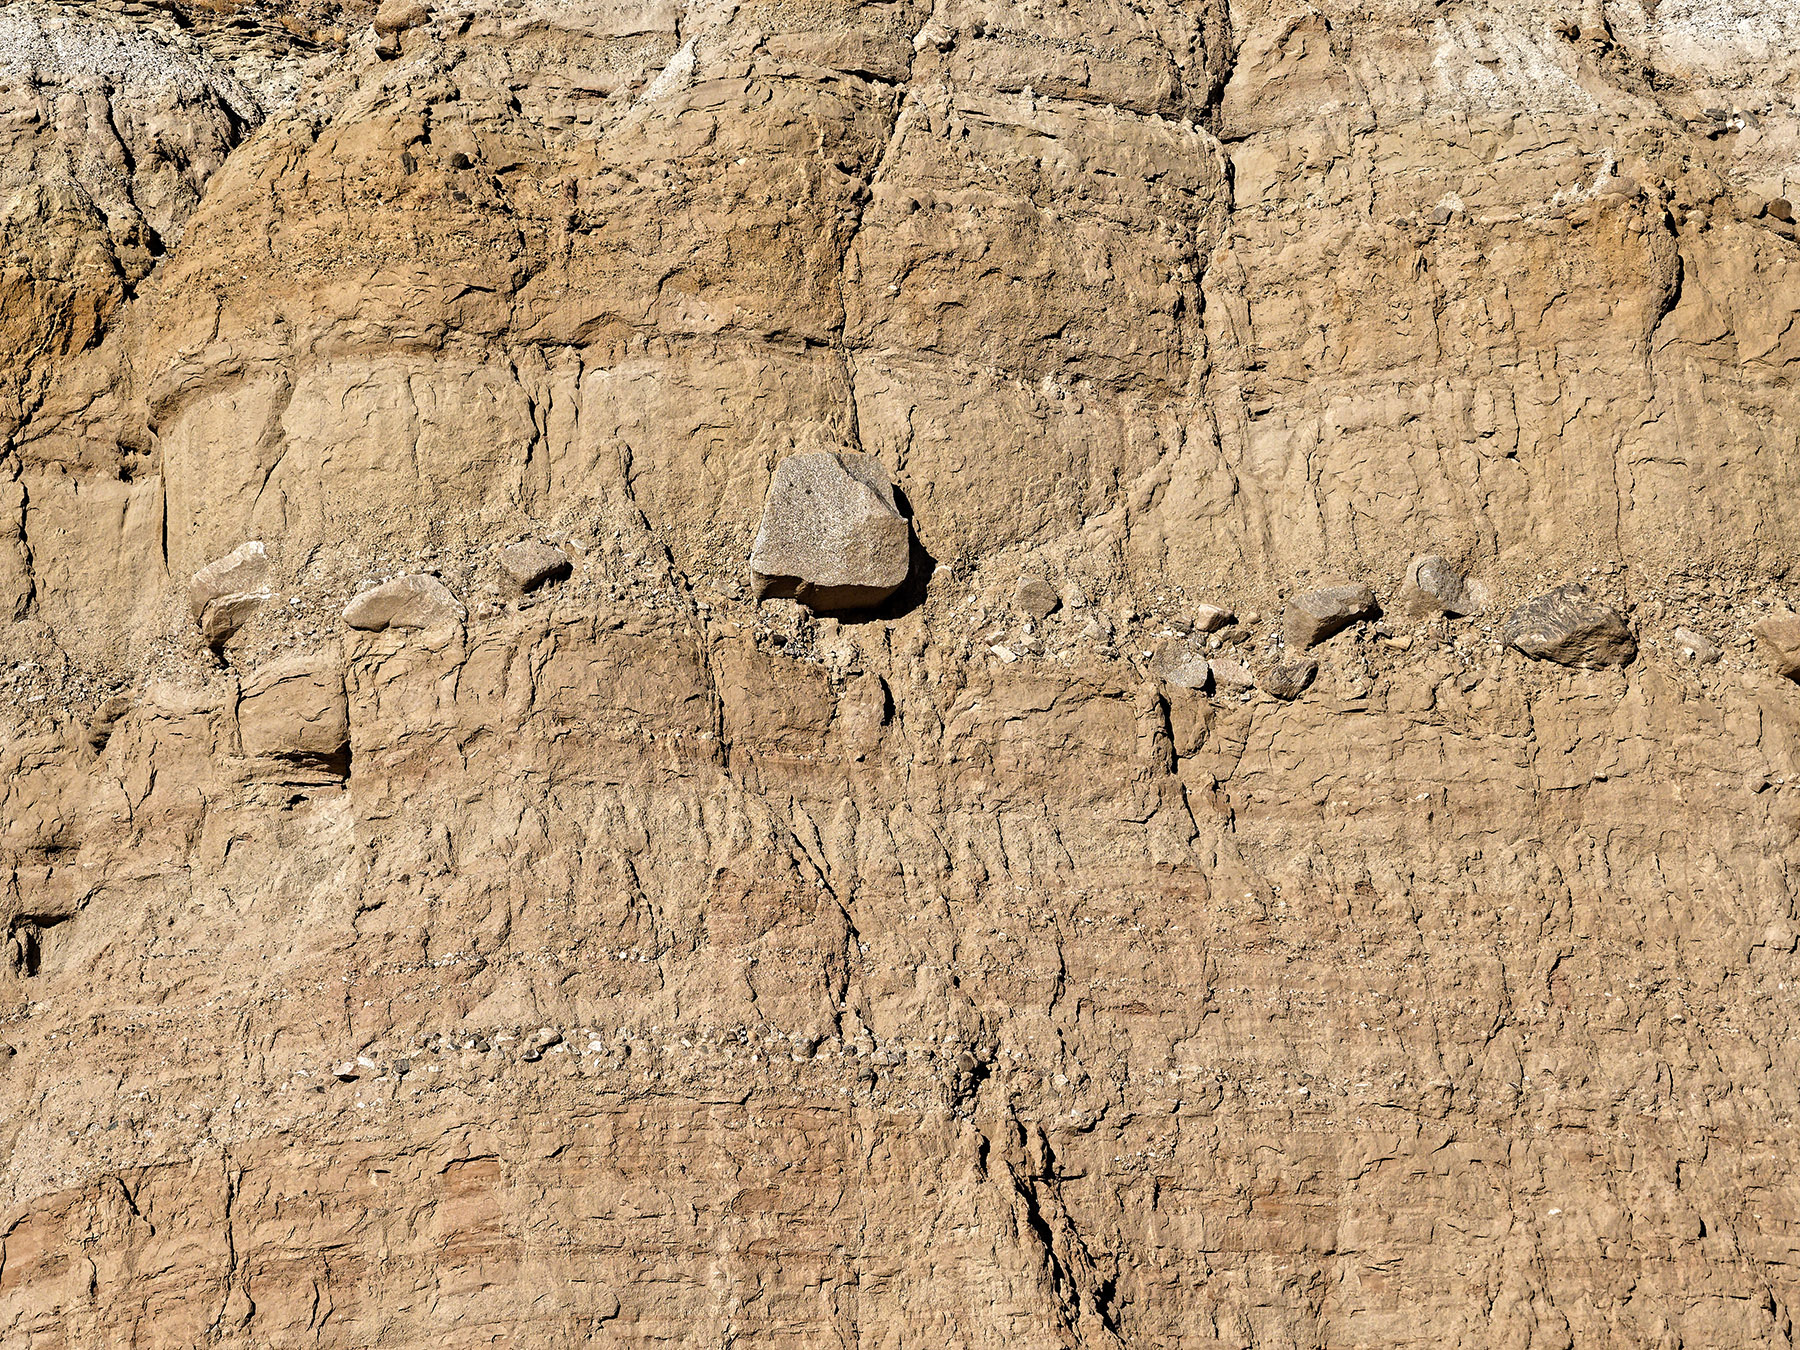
[1504,585,1635,666]
[1193,604,1235,633]
[189,541,272,645]
[1399,555,1477,617]
[1014,575,1060,621]
[1673,627,1722,665]
[1753,611,1800,680]
[237,650,350,763]
[500,540,572,592]
[1258,657,1317,701]
[1209,658,1256,692]
[374,0,431,35]
[343,574,465,632]
[1284,583,1378,648]
[1151,639,1210,691]
[749,452,910,610]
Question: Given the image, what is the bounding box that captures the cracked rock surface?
[5,1,1800,1347]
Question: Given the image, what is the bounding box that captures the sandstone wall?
[4,1,1800,1346]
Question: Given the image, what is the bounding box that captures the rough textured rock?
[342,573,464,632]
[1284,583,1379,648]
[499,540,572,592]
[188,541,272,643]
[1506,584,1639,667]
[236,648,349,762]
[1399,554,1476,618]
[1754,612,1800,679]
[1151,638,1211,691]
[1256,656,1317,701]
[750,452,911,610]
[1193,604,1235,633]
[1014,575,1060,621]
[5,1,1800,1347]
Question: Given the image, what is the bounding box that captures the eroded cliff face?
[4,0,1800,1345]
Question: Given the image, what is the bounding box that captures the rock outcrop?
[749,452,912,611]
[4,1,1800,1347]
[1506,585,1638,667]
[1284,583,1378,648]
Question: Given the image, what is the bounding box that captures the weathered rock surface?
[1151,638,1211,691]
[1506,585,1638,667]
[1399,554,1477,618]
[750,452,911,610]
[1754,612,1800,679]
[4,0,1800,1347]
[342,573,465,633]
[1256,656,1317,701]
[1284,583,1378,648]
[236,648,349,762]
[188,541,272,644]
[499,540,572,592]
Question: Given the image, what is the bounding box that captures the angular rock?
[343,574,465,632]
[500,540,572,592]
[1014,575,1060,620]
[1258,657,1317,701]
[1504,585,1636,666]
[237,650,350,762]
[1673,627,1722,665]
[1209,658,1256,692]
[1399,554,1476,617]
[750,452,911,610]
[189,541,272,644]
[1284,583,1378,648]
[1193,604,1235,633]
[1151,639,1211,691]
[1753,612,1800,680]
[374,0,432,35]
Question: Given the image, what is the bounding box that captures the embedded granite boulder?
[750,452,911,610]
[499,540,572,592]
[343,574,465,633]
[1505,585,1636,666]
[188,541,272,645]
[1284,583,1378,648]
[1399,554,1479,618]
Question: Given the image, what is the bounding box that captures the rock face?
[236,649,350,763]
[1506,585,1638,667]
[1754,613,1800,679]
[7,2,1800,1348]
[749,452,911,610]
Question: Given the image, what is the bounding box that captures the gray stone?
[1014,575,1060,620]
[1284,583,1378,648]
[343,574,465,632]
[1209,658,1256,692]
[201,593,268,646]
[1504,585,1635,666]
[1193,604,1235,633]
[1753,612,1800,680]
[500,540,572,592]
[1151,639,1211,691]
[188,541,272,644]
[750,452,911,610]
[1257,657,1317,701]
[1672,627,1722,665]
[1399,554,1476,617]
